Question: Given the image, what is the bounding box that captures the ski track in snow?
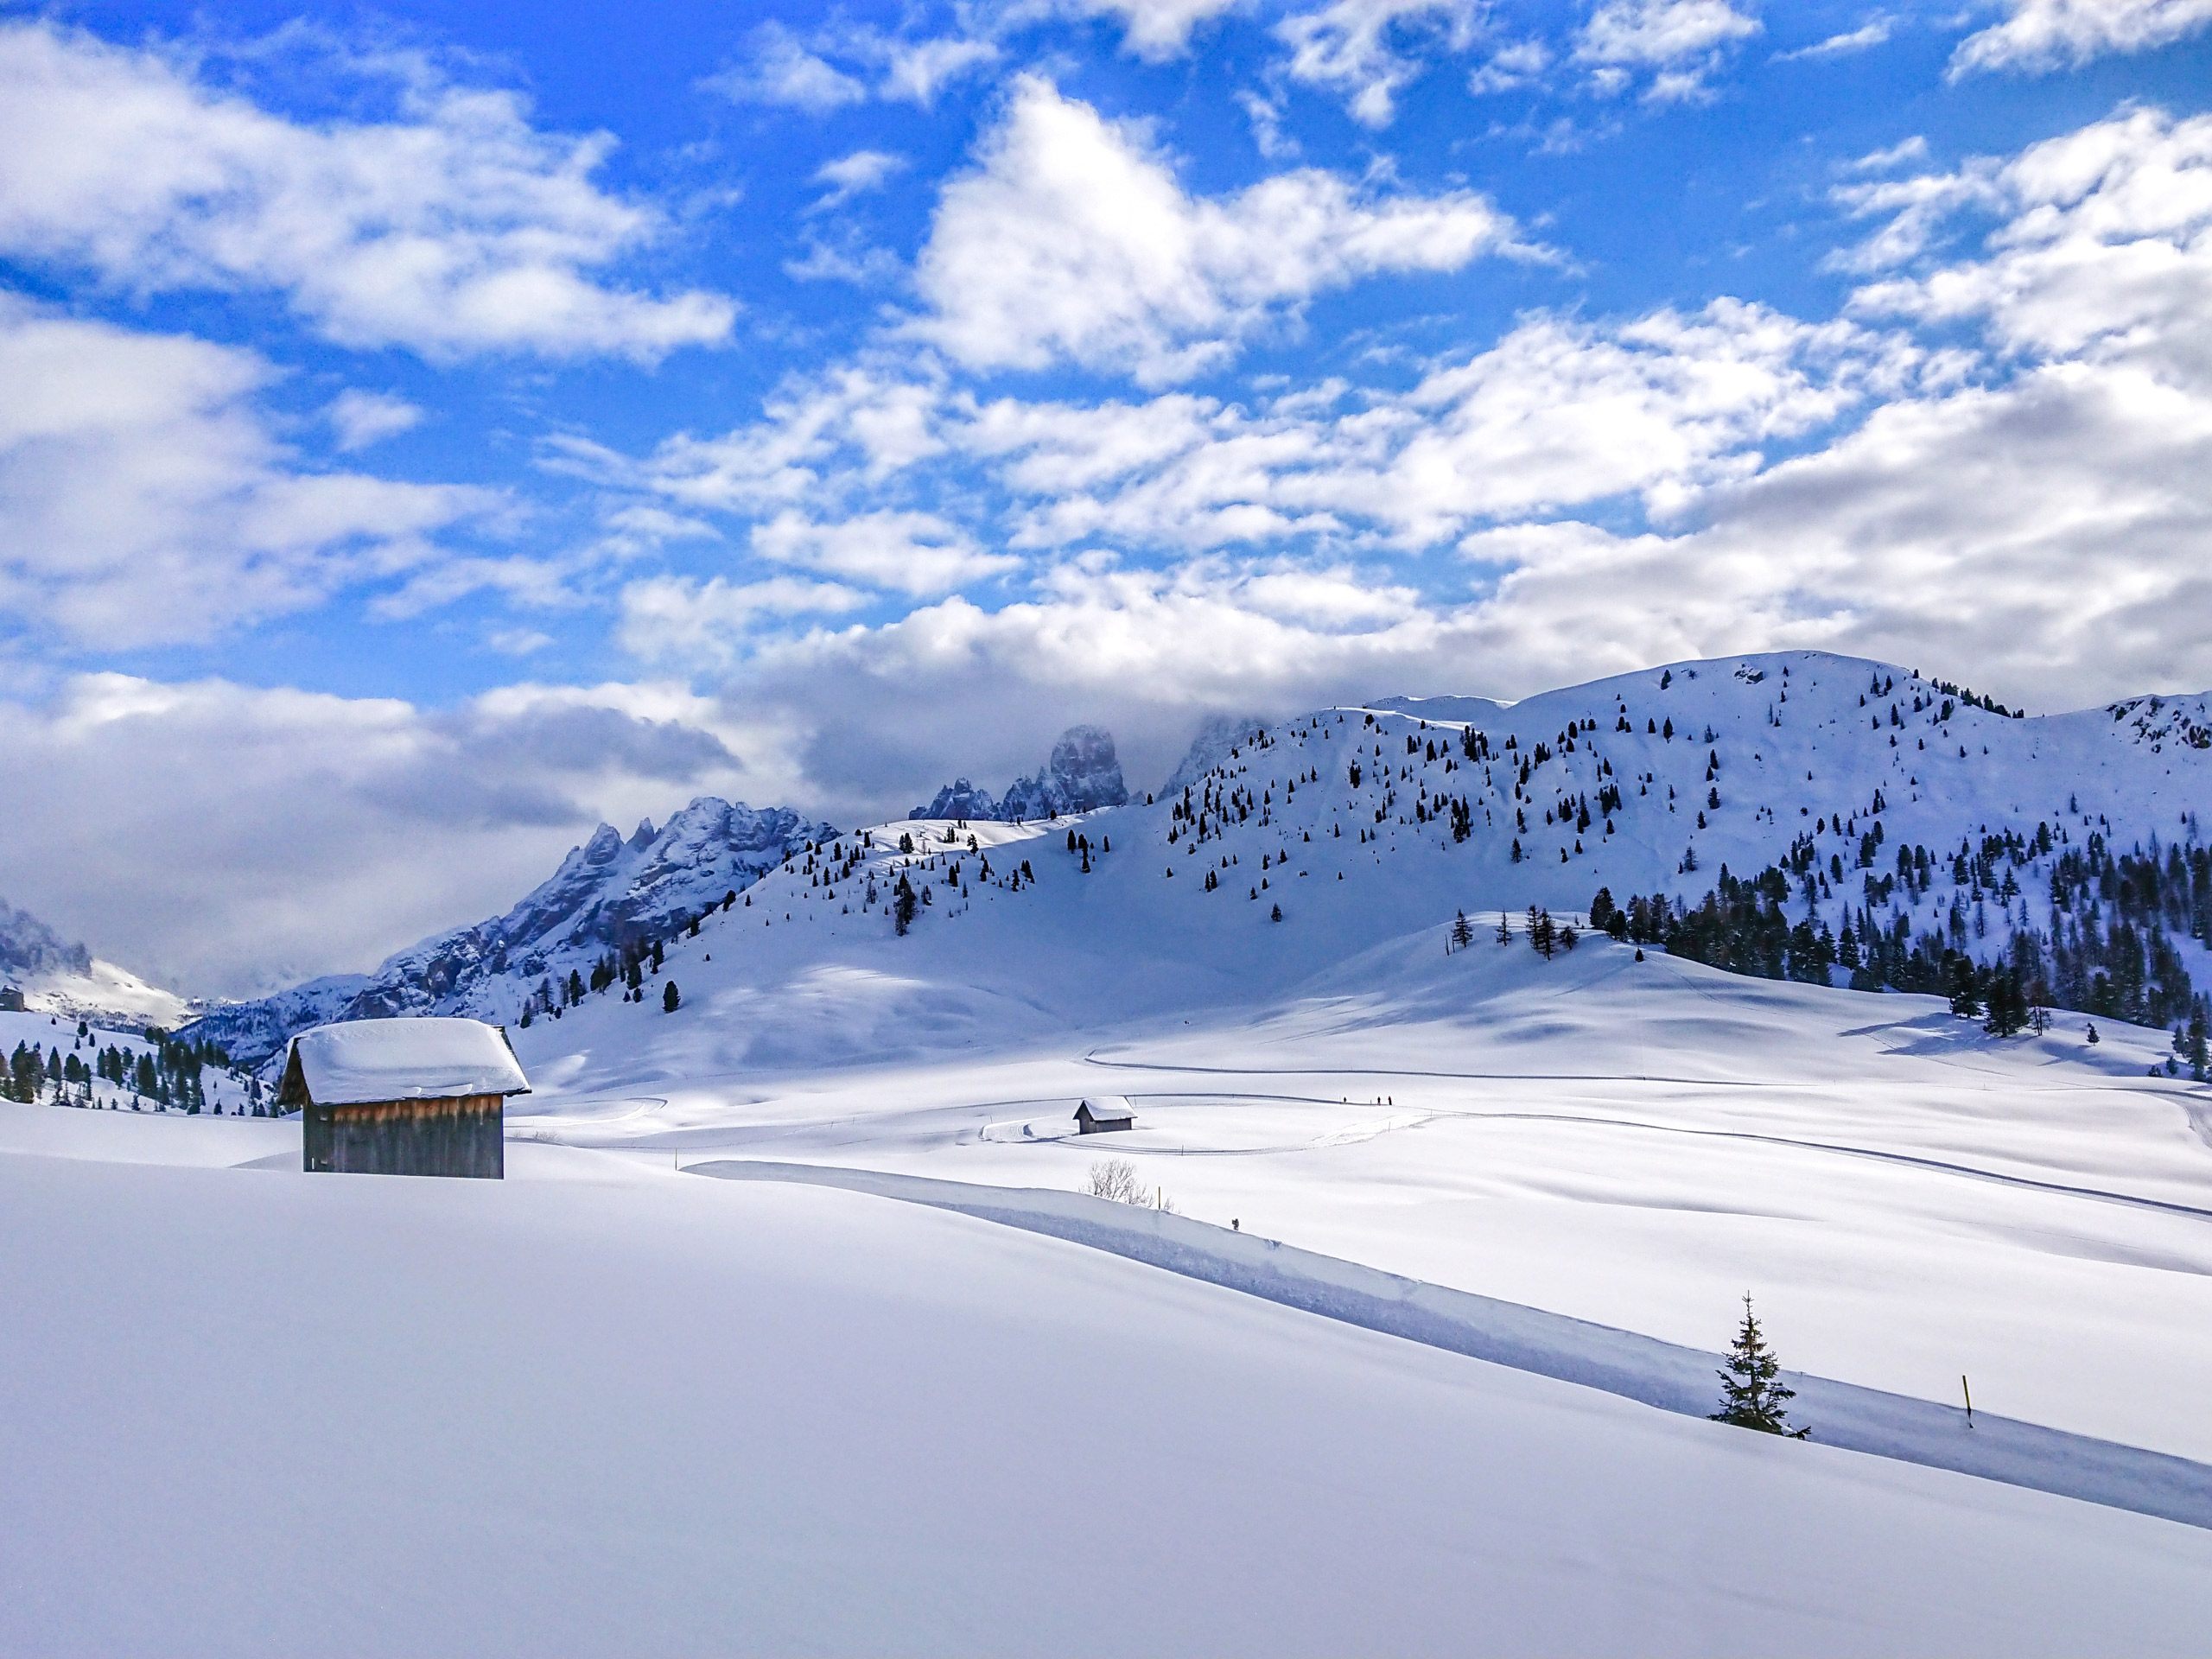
[693,1157,2212,1532]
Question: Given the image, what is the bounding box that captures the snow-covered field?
[11,652,2212,1650]
[9,915,2212,1652]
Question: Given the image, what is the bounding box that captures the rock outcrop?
[184,798,833,1066]
[912,726,1129,822]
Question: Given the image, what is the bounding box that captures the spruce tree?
[1711,1294,1808,1437]
[663,980,681,1013]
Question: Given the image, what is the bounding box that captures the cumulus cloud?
[1949,0,2212,77]
[911,76,1535,383]
[0,674,774,996]
[0,21,734,361]
[0,300,494,650]
[1274,0,1486,127]
[1574,0,1762,99]
[677,296,1902,555]
[326,390,423,451]
[1843,106,2212,390]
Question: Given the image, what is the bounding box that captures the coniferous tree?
[1588,887,1618,935]
[1451,911,1476,950]
[894,874,918,936]
[663,980,680,1013]
[1711,1294,1808,1437]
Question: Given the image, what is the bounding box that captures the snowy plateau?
[10,649,2212,1656]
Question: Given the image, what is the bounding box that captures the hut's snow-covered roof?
[1076,1096,1136,1123]
[284,1017,530,1107]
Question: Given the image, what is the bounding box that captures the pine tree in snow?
[1711,1294,1808,1438]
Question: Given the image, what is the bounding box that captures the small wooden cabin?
[1074,1096,1136,1134]
[282,1017,529,1179]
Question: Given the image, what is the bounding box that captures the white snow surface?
[10,955,194,1027]
[12,650,2212,1651]
[6,1109,2212,1656]
[286,1015,529,1105]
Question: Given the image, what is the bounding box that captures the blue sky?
[4,0,2212,991]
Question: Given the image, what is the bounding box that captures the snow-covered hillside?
[439,652,2205,1085]
[0,896,193,1028]
[186,652,2212,1075]
[188,797,833,1065]
[3,1007,264,1115]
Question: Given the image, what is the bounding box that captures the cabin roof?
[1075,1096,1135,1122]
[283,1017,530,1108]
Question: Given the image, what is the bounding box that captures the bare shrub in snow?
[1086,1159,1179,1213]
[1087,1158,1144,1204]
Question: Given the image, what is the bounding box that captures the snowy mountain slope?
[479,652,2209,1090]
[0,896,194,1028]
[6,1127,2212,1656]
[186,797,833,1065]
[2,1007,266,1116]
[185,649,2209,1087]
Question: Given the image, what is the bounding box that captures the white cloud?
[706,22,867,111]
[784,232,906,286]
[326,390,423,451]
[0,674,773,996]
[617,574,870,666]
[810,149,909,209]
[0,22,734,362]
[938,299,1906,550]
[1237,90,1300,157]
[710,21,999,111]
[751,510,1020,594]
[911,76,1535,384]
[1574,0,1761,99]
[1827,161,2005,271]
[1274,0,1486,127]
[1468,38,1552,92]
[1843,107,2212,391]
[1776,16,1894,60]
[0,300,494,650]
[1844,135,1929,172]
[1065,0,1249,60]
[1949,0,2212,77]
[861,32,1003,105]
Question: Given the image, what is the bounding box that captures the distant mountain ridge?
[0,898,90,982]
[914,725,1130,821]
[187,798,833,1065]
[0,896,194,1029]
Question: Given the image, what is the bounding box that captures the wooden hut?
[1074,1096,1136,1134]
[283,1017,529,1179]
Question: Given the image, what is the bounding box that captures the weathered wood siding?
[302,1092,505,1179]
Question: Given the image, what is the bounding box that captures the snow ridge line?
[689,1159,2212,1532]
